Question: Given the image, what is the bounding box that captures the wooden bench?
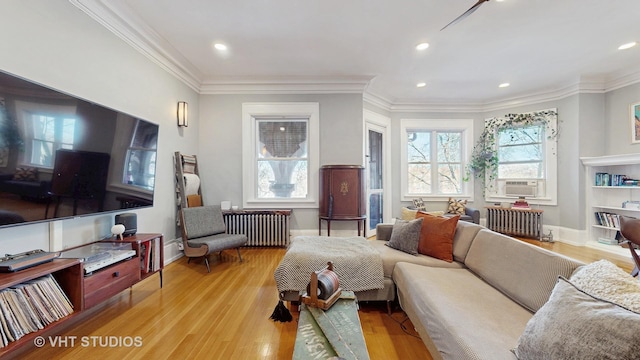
[293,291,370,359]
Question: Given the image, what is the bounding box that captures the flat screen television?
[0,70,158,228]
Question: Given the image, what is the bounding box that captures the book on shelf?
[595,172,637,186]
[594,211,621,228]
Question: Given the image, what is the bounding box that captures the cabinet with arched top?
[319,165,366,236]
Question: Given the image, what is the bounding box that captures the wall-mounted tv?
[0,70,158,228]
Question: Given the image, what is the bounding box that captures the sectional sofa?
[374,218,640,360]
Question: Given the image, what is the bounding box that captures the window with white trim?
[497,124,544,179]
[401,119,474,201]
[485,109,558,205]
[242,103,319,208]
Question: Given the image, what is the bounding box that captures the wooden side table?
[319,216,366,236]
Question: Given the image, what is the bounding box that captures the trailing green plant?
[466,109,558,193]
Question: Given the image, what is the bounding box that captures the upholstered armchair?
[179,205,248,272]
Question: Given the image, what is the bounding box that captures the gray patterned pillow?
[385,217,423,255]
[513,276,639,359]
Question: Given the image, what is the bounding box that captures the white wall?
[0,0,199,254]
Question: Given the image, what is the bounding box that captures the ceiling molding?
[605,69,640,93]
[70,0,203,92]
[69,0,640,111]
[199,76,374,95]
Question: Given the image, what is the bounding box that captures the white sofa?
[376,221,585,360]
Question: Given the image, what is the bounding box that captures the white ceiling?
[72,0,640,109]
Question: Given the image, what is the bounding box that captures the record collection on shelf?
[0,274,73,348]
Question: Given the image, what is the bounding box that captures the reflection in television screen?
[0,70,158,228]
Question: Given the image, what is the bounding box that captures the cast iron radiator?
[222,209,291,247]
[486,206,543,239]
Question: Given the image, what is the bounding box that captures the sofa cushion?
[13,167,38,181]
[464,229,584,312]
[394,262,532,360]
[386,217,423,255]
[188,232,247,252]
[569,259,640,312]
[415,212,459,262]
[451,220,483,263]
[369,240,464,278]
[513,276,639,360]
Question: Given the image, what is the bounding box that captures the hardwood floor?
[16,238,635,360]
[17,248,430,360]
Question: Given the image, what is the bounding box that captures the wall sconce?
[177,101,188,127]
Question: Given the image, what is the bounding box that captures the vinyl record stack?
[0,274,73,347]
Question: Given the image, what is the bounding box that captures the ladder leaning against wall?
[174,151,202,213]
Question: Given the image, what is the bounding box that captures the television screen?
[0,70,158,228]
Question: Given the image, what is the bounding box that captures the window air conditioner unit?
[505,180,538,197]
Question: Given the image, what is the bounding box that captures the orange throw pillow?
[415,212,460,262]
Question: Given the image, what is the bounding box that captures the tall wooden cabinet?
[319,165,366,236]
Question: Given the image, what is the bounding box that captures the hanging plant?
[466,109,558,193]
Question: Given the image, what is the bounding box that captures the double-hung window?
[485,109,558,205]
[242,103,319,208]
[401,119,474,201]
[497,124,544,179]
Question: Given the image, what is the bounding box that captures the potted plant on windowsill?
[466,109,558,194]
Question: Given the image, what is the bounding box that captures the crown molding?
[69,0,640,110]
[604,69,640,93]
[199,75,373,95]
[70,0,202,92]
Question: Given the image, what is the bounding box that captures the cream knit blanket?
[274,236,384,294]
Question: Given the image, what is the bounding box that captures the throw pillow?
[400,207,418,221]
[401,207,445,221]
[569,259,640,312]
[513,276,639,360]
[412,198,426,211]
[12,167,38,182]
[414,212,459,262]
[447,197,466,215]
[385,217,423,255]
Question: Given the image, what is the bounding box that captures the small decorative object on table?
[111,224,126,240]
[512,196,531,210]
[301,262,342,310]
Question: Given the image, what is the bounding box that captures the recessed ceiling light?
[214,43,228,51]
[499,83,510,88]
[416,43,430,51]
[416,82,427,88]
[618,42,637,50]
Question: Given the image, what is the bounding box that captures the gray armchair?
[179,205,248,272]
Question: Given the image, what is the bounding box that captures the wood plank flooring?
[16,238,635,360]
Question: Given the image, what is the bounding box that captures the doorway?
[364,110,391,238]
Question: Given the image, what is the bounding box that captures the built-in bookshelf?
[581,154,640,257]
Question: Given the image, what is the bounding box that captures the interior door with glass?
[365,117,390,238]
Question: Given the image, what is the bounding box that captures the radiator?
[223,210,291,247]
[486,206,543,239]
